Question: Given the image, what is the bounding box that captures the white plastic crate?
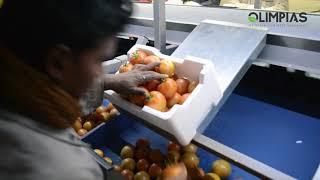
[104,45,222,145]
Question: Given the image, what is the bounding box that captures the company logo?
[248,12,308,23]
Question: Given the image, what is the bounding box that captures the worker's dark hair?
[0,0,132,69]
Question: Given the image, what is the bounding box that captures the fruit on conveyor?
[204,173,221,180]
[183,144,198,154]
[103,157,113,164]
[134,171,150,180]
[121,145,135,159]
[77,128,87,136]
[211,159,232,178]
[94,149,104,157]
[121,158,136,172]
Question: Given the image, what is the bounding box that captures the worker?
[220,0,288,11]
[0,0,187,179]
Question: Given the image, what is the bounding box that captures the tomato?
[157,78,177,99]
[121,169,134,180]
[167,150,180,163]
[162,106,169,112]
[159,60,175,77]
[145,80,160,91]
[109,108,119,118]
[188,81,198,93]
[176,78,190,95]
[136,138,151,149]
[188,167,205,180]
[167,93,181,108]
[129,87,150,106]
[134,171,150,180]
[130,50,148,65]
[142,55,160,65]
[168,141,181,152]
[211,159,231,178]
[137,159,150,172]
[121,145,135,159]
[162,163,187,179]
[183,144,198,154]
[148,149,164,164]
[83,121,94,131]
[204,173,221,180]
[148,163,162,178]
[96,112,110,122]
[77,128,87,136]
[182,153,199,169]
[119,63,134,73]
[179,93,190,105]
[135,148,150,161]
[121,158,136,172]
[106,103,114,112]
[103,157,113,164]
[145,91,167,112]
[95,106,107,114]
[113,165,122,172]
[94,149,104,157]
[72,119,82,132]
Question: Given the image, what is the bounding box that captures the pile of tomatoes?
[94,138,232,180]
[72,103,119,136]
[119,50,198,112]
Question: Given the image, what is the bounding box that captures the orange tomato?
[143,55,161,64]
[129,87,150,106]
[179,93,190,105]
[167,93,182,108]
[145,80,161,91]
[157,78,177,99]
[119,63,133,73]
[159,60,175,77]
[188,81,198,93]
[145,91,167,112]
[176,78,190,95]
[72,119,82,132]
[130,50,148,65]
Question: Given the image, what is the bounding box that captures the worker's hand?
[104,62,167,96]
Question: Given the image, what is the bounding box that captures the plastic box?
[104,45,222,145]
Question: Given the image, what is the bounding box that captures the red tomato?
[148,163,162,178]
[130,50,148,65]
[137,159,150,172]
[148,149,164,164]
[179,93,190,105]
[176,78,190,95]
[129,87,150,106]
[119,63,133,73]
[159,60,175,77]
[145,80,161,91]
[145,91,167,112]
[157,78,177,99]
[168,141,181,152]
[136,138,151,149]
[167,93,181,108]
[188,81,198,93]
[143,55,161,64]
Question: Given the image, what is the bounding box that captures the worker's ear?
[45,44,74,81]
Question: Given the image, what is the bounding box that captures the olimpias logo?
[248,12,308,23]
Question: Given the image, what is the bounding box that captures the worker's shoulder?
[0,109,103,180]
